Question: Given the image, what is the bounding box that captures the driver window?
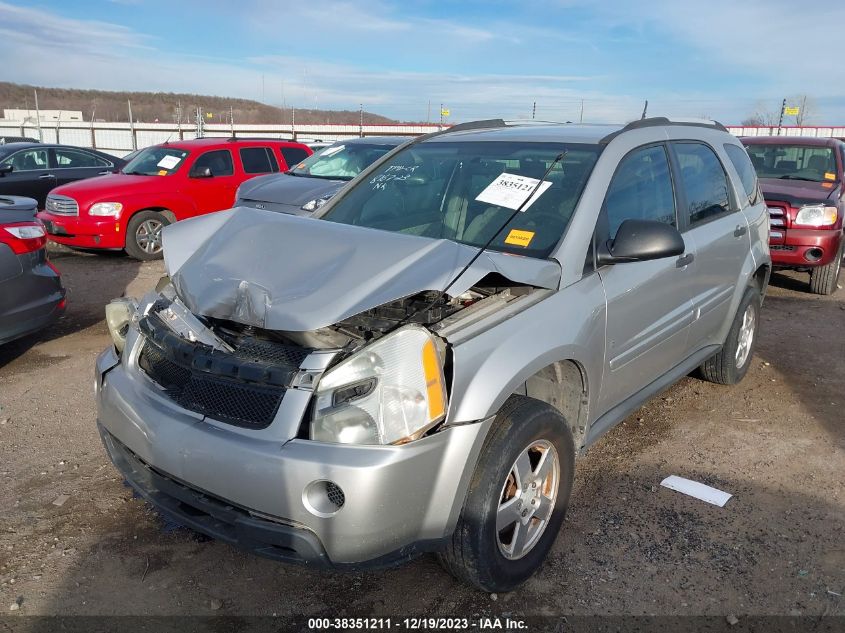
[604,145,676,238]
[192,150,234,176]
[2,149,49,172]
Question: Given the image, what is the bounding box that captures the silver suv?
[95,118,771,591]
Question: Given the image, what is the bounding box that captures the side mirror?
[0,164,12,176]
[190,166,213,178]
[597,219,685,265]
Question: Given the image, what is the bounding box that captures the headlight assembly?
[89,202,123,217]
[104,297,138,353]
[794,204,838,227]
[310,326,447,445]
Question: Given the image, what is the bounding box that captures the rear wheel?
[437,396,575,592]
[699,286,761,385]
[808,241,843,295]
[125,210,170,261]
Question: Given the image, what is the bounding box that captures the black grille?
[139,340,286,429]
[230,337,311,367]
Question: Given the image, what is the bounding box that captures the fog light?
[805,248,824,262]
[105,297,137,353]
[303,480,346,517]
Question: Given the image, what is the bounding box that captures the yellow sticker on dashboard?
[505,229,535,247]
[824,172,836,180]
[158,169,167,176]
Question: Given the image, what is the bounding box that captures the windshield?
[288,142,400,181]
[744,144,838,182]
[123,147,189,176]
[319,141,602,258]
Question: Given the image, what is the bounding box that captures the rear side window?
[54,148,111,168]
[604,144,676,238]
[239,147,278,174]
[280,146,310,168]
[673,143,731,225]
[724,144,760,205]
[192,150,234,177]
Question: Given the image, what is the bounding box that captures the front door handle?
[676,253,694,268]
[38,173,56,179]
[734,225,748,237]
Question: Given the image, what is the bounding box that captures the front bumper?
[95,344,490,566]
[769,228,842,268]
[37,212,124,249]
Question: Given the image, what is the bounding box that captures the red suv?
[741,136,844,294]
[37,138,312,260]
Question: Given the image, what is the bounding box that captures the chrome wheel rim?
[735,304,755,369]
[496,439,559,560]
[136,219,163,254]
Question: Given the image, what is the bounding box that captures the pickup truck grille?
[137,313,311,430]
[45,195,79,216]
[767,205,787,241]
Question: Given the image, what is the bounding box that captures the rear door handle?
[734,224,748,237]
[676,253,694,268]
[38,173,56,179]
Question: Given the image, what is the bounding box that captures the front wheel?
[808,241,843,295]
[437,396,575,592]
[125,210,170,261]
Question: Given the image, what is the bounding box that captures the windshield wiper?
[778,175,821,182]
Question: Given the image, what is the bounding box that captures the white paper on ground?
[660,475,732,507]
[475,172,552,211]
[157,155,182,169]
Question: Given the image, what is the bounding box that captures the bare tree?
[742,101,781,126]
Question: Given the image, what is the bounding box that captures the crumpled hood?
[238,173,345,207]
[759,178,841,205]
[162,207,561,332]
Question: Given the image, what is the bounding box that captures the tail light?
[0,221,48,254]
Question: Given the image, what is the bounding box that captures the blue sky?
[1,0,843,124]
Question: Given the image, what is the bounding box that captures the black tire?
[808,241,843,295]
[124,210,170,261]
[699,286,761,385]
[437,395,575,592]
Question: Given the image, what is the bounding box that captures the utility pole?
[90,105,96,148]
[176,101,183,140]
[427,100,431,124]
[128,99,137,150]
[230,105,235,137]
[532,101,536,120]
[359,103,364,138]
[291,107,296,141]
[579,99,584,123]
[195,106,204,138]
[34,89,42,142]
[776,98,786,136]
[439,103,444,131]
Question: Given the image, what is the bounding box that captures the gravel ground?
[0,245,843,621]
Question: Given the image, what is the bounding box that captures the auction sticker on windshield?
[157,155,182,169]
[320,145,345,157]
[476,172,552,211]
[504,229,535,247]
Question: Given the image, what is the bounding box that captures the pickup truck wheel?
[808,242,843,295]
[437,395,574,592]
[125,210,170,261]
[699,286,761,385]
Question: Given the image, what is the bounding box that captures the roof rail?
[439,119,508,134]
[599,117,729,145]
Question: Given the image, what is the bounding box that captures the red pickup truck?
[37,138,312,260]
[742,136,844,294]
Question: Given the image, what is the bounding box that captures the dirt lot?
[0,245,843,622]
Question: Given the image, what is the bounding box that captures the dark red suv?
[37,138,312,260]
[742,136,844,294]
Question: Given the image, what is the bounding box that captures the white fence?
[2,119,843,157]
[726,126,845,138]
[0,120,446,158]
